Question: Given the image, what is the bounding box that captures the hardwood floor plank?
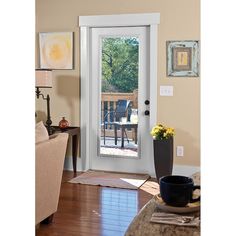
[36,171,157,236]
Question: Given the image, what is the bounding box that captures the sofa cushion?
[35,121,49,144]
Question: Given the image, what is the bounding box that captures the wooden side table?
[51,126,80,173]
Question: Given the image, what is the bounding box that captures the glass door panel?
[100,37,139,158]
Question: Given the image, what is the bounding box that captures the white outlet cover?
[176,146,184,157]
[160,85,173,96]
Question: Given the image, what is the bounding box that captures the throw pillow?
[35,121,49,144]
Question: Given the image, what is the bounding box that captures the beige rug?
[68,170,150,189]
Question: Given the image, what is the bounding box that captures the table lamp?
[35,69,53,135]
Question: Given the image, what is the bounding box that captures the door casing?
[79,13,160,175]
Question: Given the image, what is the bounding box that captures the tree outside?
[102,37,139,93]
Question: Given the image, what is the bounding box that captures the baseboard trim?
[172,165,200,176]
[64,157,200,178]
[64,157,83,172]
[148,165,200,178]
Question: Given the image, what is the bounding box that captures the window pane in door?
[100,37,139,158]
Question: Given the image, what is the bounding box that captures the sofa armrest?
[35,133,68,224]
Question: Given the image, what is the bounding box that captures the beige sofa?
[35,125,68,225]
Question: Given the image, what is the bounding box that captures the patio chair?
[103,99,131,145]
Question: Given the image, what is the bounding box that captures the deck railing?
[101,89,138,125]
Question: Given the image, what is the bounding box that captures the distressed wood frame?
[167,40,200,77]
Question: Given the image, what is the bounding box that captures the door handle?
[144,110,150,116]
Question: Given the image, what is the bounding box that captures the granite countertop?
[125,172,201,236]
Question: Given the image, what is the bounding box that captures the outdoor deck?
[100,91,138,157]
[101,90,138,124]
[100,136,138,157]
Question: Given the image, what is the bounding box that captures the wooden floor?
[36,171,159,236]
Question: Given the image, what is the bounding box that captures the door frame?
[79,13,160,172]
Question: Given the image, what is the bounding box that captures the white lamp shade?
[35,70,52,88]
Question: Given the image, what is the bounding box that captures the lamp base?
[46,126,54,135]
[46,119,55,135]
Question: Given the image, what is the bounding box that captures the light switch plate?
[160,85,173,96]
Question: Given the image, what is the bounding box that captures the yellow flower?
[150,124,174,140]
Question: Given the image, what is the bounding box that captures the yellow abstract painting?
[39,32,73,69]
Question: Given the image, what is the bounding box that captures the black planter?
[153,137,174,183]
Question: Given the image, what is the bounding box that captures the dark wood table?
[113,122,138,148]
[51,126,80,173]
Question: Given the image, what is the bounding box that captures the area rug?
[68,170,150,189]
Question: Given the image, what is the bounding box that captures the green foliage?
[102,37,139,92]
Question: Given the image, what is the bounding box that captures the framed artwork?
[166,40,199,77]
[39,32,74,70]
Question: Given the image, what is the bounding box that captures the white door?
[88,26,154,174]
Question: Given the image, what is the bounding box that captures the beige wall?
[36,0,200,167]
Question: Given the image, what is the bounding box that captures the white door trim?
[79,13,160,172]
[79,13,160,27]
